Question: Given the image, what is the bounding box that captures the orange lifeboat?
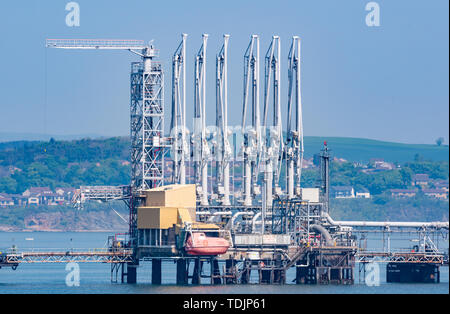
[184,232,230,256]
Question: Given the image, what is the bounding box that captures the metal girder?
[79,185,131,201]
[46,39,167,253]
[45,39,147,50]
[357,252,445,264]
[130,58,166,191]
[4,250,134,264]
[46,39,166,193]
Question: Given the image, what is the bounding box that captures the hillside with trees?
[0,136,448,195]
[0,136,448,229]
[0,137,130,194]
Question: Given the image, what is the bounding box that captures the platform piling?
[211,258,222,285]
[192,258,202,285]
[240,261,251,284]
[152,259,162,285]
[176,258,188,285]
[225,259,237,284]
[125,262,137,284]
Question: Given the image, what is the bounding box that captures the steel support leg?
[225,259,236,284]
[177,258,188,285]
[126,262,137,284]
[192,258,201,285]
[211,258,222,285]
[152,259,162,285]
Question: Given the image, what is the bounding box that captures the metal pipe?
[295,37,303,193]
[180,33,187,185]
[243,156,252,206]
[171,34,188,185]
[262,36,281,204]
[201,34,209,206]
[295,252,310,267]
[194,34,209,206]
[285,36,303,198]
[222,35,230,206]
[252,212,261,233]
[250,212,275,233]
[216,34,231,206]
[242,35,260,207]
[229,211,255,229]
[323,213,449,229]
[196,211,233,216]
[310,224,334,246]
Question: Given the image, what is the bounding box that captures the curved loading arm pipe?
[323,213,449,229]
[252,212,261,233]
[251,212,274,232]
[228,211,255,230]
[309,224,334,246]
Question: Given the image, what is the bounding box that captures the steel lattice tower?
[130,47,166,191]
[45,40,166,251]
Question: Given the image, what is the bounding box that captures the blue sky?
[0,0,448,144]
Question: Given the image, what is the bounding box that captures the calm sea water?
[0,232,448,294]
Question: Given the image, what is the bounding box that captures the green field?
[304,136,449,163]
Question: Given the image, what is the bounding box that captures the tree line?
[0,137,448,195]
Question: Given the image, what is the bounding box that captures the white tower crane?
[171,34,188,185]
[215,34,232,206]
[241,35,261,207]
[285,36,304,198]
[262,35,283,206]
[193,34,210,206]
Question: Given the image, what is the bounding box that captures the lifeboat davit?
[185,232,230,256]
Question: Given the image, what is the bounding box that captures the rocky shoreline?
[0,210,128,232]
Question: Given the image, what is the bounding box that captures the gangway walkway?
[0,248,133,267]
[356,251,445,264]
